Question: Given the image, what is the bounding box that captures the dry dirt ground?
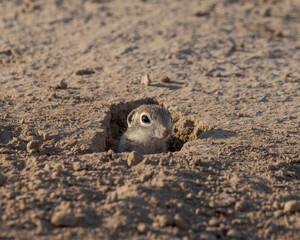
[0,0,300,239]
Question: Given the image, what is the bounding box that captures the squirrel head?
[126,104,172,141]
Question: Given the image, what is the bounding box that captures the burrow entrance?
[104,98,211,153]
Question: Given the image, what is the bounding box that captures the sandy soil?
[0,0,300,239]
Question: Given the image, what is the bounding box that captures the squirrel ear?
[127,110,136,127]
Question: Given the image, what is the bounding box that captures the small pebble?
[227,229,242,238]
[26,140,41,153]
[173,214,188,230]
[274,210,283,218]
[149,194,162,206]
[0,172,7,186]
[73,162,87,171]
[209,197,236,208]
[158,75,171,83]
[137,223,148,233]
[127,151,143,167]
[156,215,172,227]
[42,132,51,141]
[141,74,151,86]
[56,79,68,89]
[199,232,217,240]
[186,193,194,199]
[272,201,280,209]
[208,218,219,226]
[74,68,95,75]
[50,211,77,227]
[234,200,248,212]
[212,71,222,77]
[284,200,300,212]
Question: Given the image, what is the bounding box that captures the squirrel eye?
[141,115,151,124]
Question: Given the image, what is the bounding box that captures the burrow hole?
[104,98,210,153]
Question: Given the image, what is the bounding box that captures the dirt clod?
[73,162,87,171]
[173,214,188,230]
[26,140,41,153]
[209,197,236,208]
[208,217,219,226]
[56,79,68,89]
[141,74,151,86]
[234,200,248,212]
[227,229,242,238]
[199,232,217,240]
[155,214,173,227]
[127,151,143,167]
[158,76,171,83]
[51,211,78,227]
[284,200,300,213]
[137,223,148,233]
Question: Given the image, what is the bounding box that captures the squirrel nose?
[162,131,170,138]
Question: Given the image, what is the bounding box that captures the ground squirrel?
[118,104,172,154]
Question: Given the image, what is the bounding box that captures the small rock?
[158,76,171,83]
[137,223,148,233]
[156,214,173,227]
[207,175,217,181]
[234,200,248,212]
[42,132,51,141]
[284,200,300,213]
[274,210,283,218]
[212,71,222,77]
[227,229,242,238]
[51,211,77,227]
[73,162,87,171]
[272,201,280,209]
[209,197,236,208]
[173,214,188,230]
[0,172,7,186]
[141,74,151,86]
[56,79,68,89]
[149,194,162,206]
[127,151,143,167]
[186,193,194,199]
[26,140,41,153]
[208,217,219,226]
[199,232,217,240]
[74,68,95,75]
[73,162,81,171]
[77,194,85,201]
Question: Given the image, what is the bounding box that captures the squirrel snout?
[158,129,171,139]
